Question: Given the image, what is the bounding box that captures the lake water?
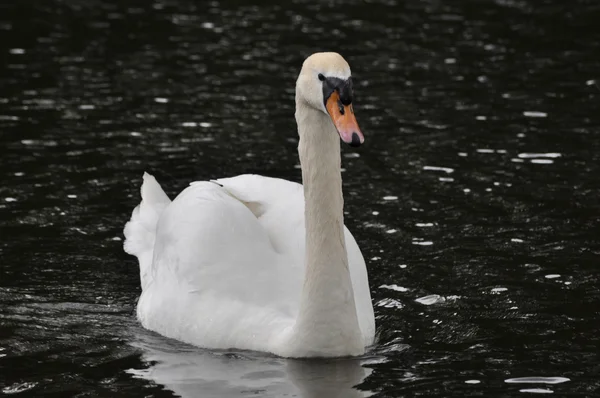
[1,0,599,396]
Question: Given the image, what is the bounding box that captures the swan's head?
[296,52,364,147]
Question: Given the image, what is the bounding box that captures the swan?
[123,52,375,358]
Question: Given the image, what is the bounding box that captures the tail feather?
[124,172,171,289]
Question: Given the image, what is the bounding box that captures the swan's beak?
[325,91,364,147]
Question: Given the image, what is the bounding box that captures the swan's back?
[124,174,374,354]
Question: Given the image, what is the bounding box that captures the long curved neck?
[291,101,362,357]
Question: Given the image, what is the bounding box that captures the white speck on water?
[523,111,547,118]
[9,48,25,54]
[383,196,398,201]
[531,159,554,164]
[72,228,88,235]
[511,238,524,243]
[518,153,562,159]
[371,257,381,261]
[412,241,433,246]
[519,388,554,394]
[564,281,572,285]
[517,133,526,138]
[372,211,379,215]
[411,207,424,212]
[111,237,122,241]
[2,382,38,394]
[476,115,487,121]
[416,223,434,227]
[293,164,301,169]
[465,380,481,384]
[458,152,467,157]
[79,104,95,110]
[130,131,141,136]
[376,298,404,309]
[154,97,169,103]
[497,149,507,153]
[444,58,456,64]
[399,264,407,269]
[0,115,19,121]
[463,188,471,193]
[477,75,488,83]
[486,188,492,192]
[20,139,57,147]
[492,287,508,293]
[423,165,454,173]
[386,229,397,234]
[182,122,197,127]
[14,172,24,176]
[67,194,77,199]
[586,79,595,86]
[494,182,500,186]
[380,284,409,292]
[505,377,570,385]
[201,22,215,29]
[439,177,454,182]
[511,158,524,163]
[545,274,561,279]
[344,152,360,158]
[199,122,212,128]
[4,197,17,202]
[477,148,495,153]
[415,294,445,305]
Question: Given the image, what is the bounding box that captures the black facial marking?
[337,99,344,115]
[321,76,353,107]
[318,73,325,81]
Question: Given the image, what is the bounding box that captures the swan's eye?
[318,73,325,81]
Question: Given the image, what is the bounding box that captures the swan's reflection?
[286,358,372,398]
[128,330,372,398]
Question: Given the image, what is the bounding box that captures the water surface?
[1,0,599,396]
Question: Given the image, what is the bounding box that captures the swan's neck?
[290,101,362,357]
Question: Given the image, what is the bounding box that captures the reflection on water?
[1,0,599,396]
[129,331,371,398]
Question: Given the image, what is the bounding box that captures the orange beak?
[325,91,364,147]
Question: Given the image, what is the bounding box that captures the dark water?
[1,0,599,396]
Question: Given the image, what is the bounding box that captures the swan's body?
[124,52,375,357]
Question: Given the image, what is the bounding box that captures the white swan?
[124,52,375,358]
